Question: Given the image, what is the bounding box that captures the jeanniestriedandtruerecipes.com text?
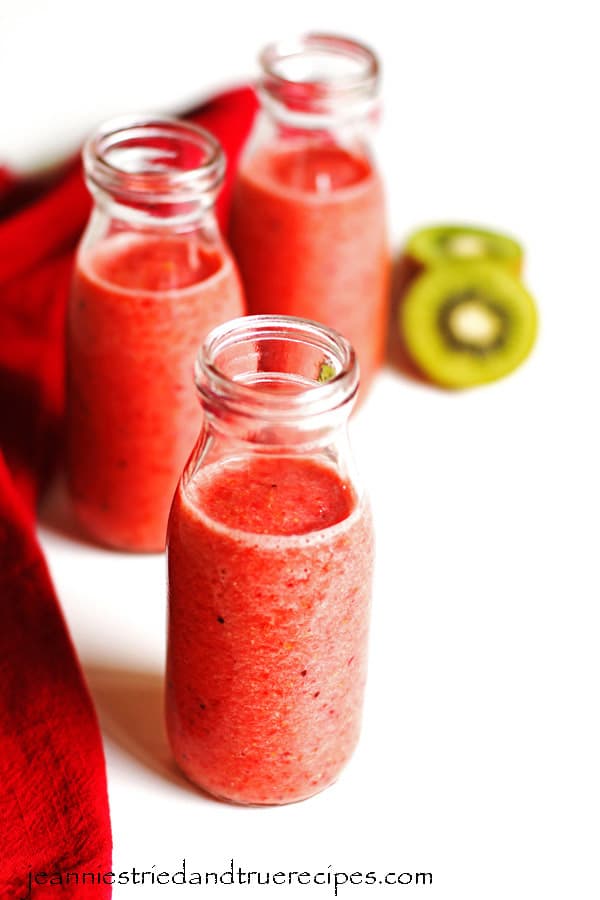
[21,858,433,896]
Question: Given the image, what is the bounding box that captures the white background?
[1,0,599,897]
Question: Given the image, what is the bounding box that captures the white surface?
[3,0,596,896]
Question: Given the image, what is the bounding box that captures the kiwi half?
[406,224,523,274]
[401,261,537,388]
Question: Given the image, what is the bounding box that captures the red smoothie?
[166,454,374,805]
[229,142,390,395]
[67,234,245,551]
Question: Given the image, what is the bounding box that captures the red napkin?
[0,86,258,898]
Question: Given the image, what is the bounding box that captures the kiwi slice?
[401,261,537,388]
[406,224,523,274]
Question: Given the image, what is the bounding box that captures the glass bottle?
[229,33,390,400]
[166,314,375,805]
[66,116,245,552]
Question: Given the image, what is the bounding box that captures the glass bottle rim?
[259,33,380,118]
[196,314,359,423]
[83,115,225,205]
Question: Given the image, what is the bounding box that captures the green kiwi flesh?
[401,261,537,388]
[406,224,523,274]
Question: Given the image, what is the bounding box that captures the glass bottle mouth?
[196,315,359,428]
[259,33,380,121]
[83,115,225,206]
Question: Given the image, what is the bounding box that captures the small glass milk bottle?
[166,314,375,805]
[229,34,390,399]
[66,117,245,552]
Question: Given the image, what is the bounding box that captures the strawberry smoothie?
[166,454,374,805]
[229,142,390,395]
[67,234,245,551]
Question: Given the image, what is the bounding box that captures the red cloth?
[0,86,258,898]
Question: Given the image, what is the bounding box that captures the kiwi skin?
[400,260,538,389]
[406,224,524,276]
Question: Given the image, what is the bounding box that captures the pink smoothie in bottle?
[165,313,374,805]
[167,454,373,805]
[67,116,246,552]
[67,234,244,551]
[228,35,389,397]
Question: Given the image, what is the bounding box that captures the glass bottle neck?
[87,185,220,231]
[195,315,359,450]
[83,115,225,229]
[258,33,380,134]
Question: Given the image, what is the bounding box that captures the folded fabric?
[0,85,258,898]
